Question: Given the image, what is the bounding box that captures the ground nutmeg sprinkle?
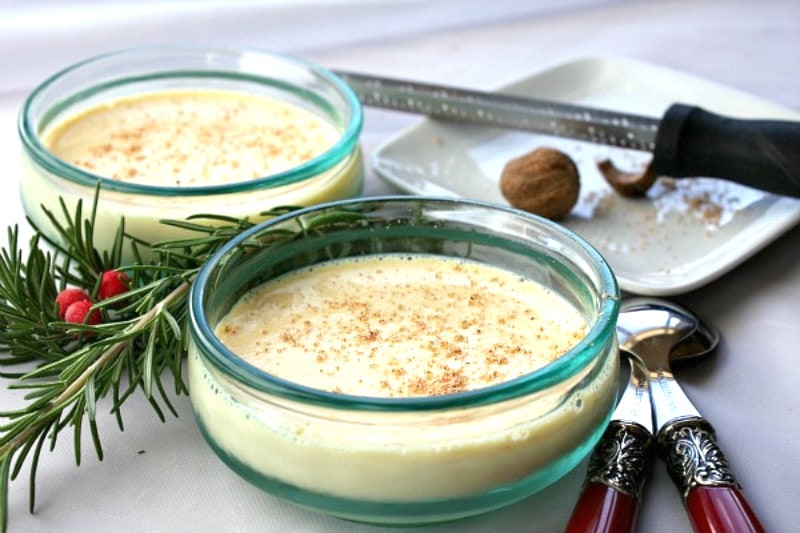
[214,254,587,398]
[44,89,339,187]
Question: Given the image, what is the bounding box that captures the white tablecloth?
[1,1,798,531]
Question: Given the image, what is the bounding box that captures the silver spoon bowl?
[670,312,719,362]
[617,298,702,429]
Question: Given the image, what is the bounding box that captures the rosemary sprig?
[0,191,283,532]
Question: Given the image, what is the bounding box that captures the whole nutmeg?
[500,147,580,219]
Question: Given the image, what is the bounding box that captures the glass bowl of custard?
[18,45,363,258]
[188,196,620,525]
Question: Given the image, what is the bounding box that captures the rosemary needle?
[0,188,282,532]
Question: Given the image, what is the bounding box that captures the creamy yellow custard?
[214,254,586,397]
[188,253,618,507]
[21,88,363,256]
[44,90,340,187]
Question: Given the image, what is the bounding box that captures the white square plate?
[372,56,800,295]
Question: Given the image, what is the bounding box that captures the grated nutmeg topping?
[44,89,339,187]
[215,255,587,398]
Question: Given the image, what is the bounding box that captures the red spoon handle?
[565,482,639,533]
[658,416,765,533]
[686,485,765,533]
[565,420,654,533]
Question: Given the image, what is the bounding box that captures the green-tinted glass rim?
[18,45,363,196]
[190,196,619,411]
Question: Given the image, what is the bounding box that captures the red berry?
[56,288,91,319]
[98,270,130,300]
[64,300,102,326]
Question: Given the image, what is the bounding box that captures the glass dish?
[187,196,620,525]
[18,45,364,258]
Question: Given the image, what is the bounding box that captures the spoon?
[566,309,720,533]
[565,301,725,533]
[619,298,765,533]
